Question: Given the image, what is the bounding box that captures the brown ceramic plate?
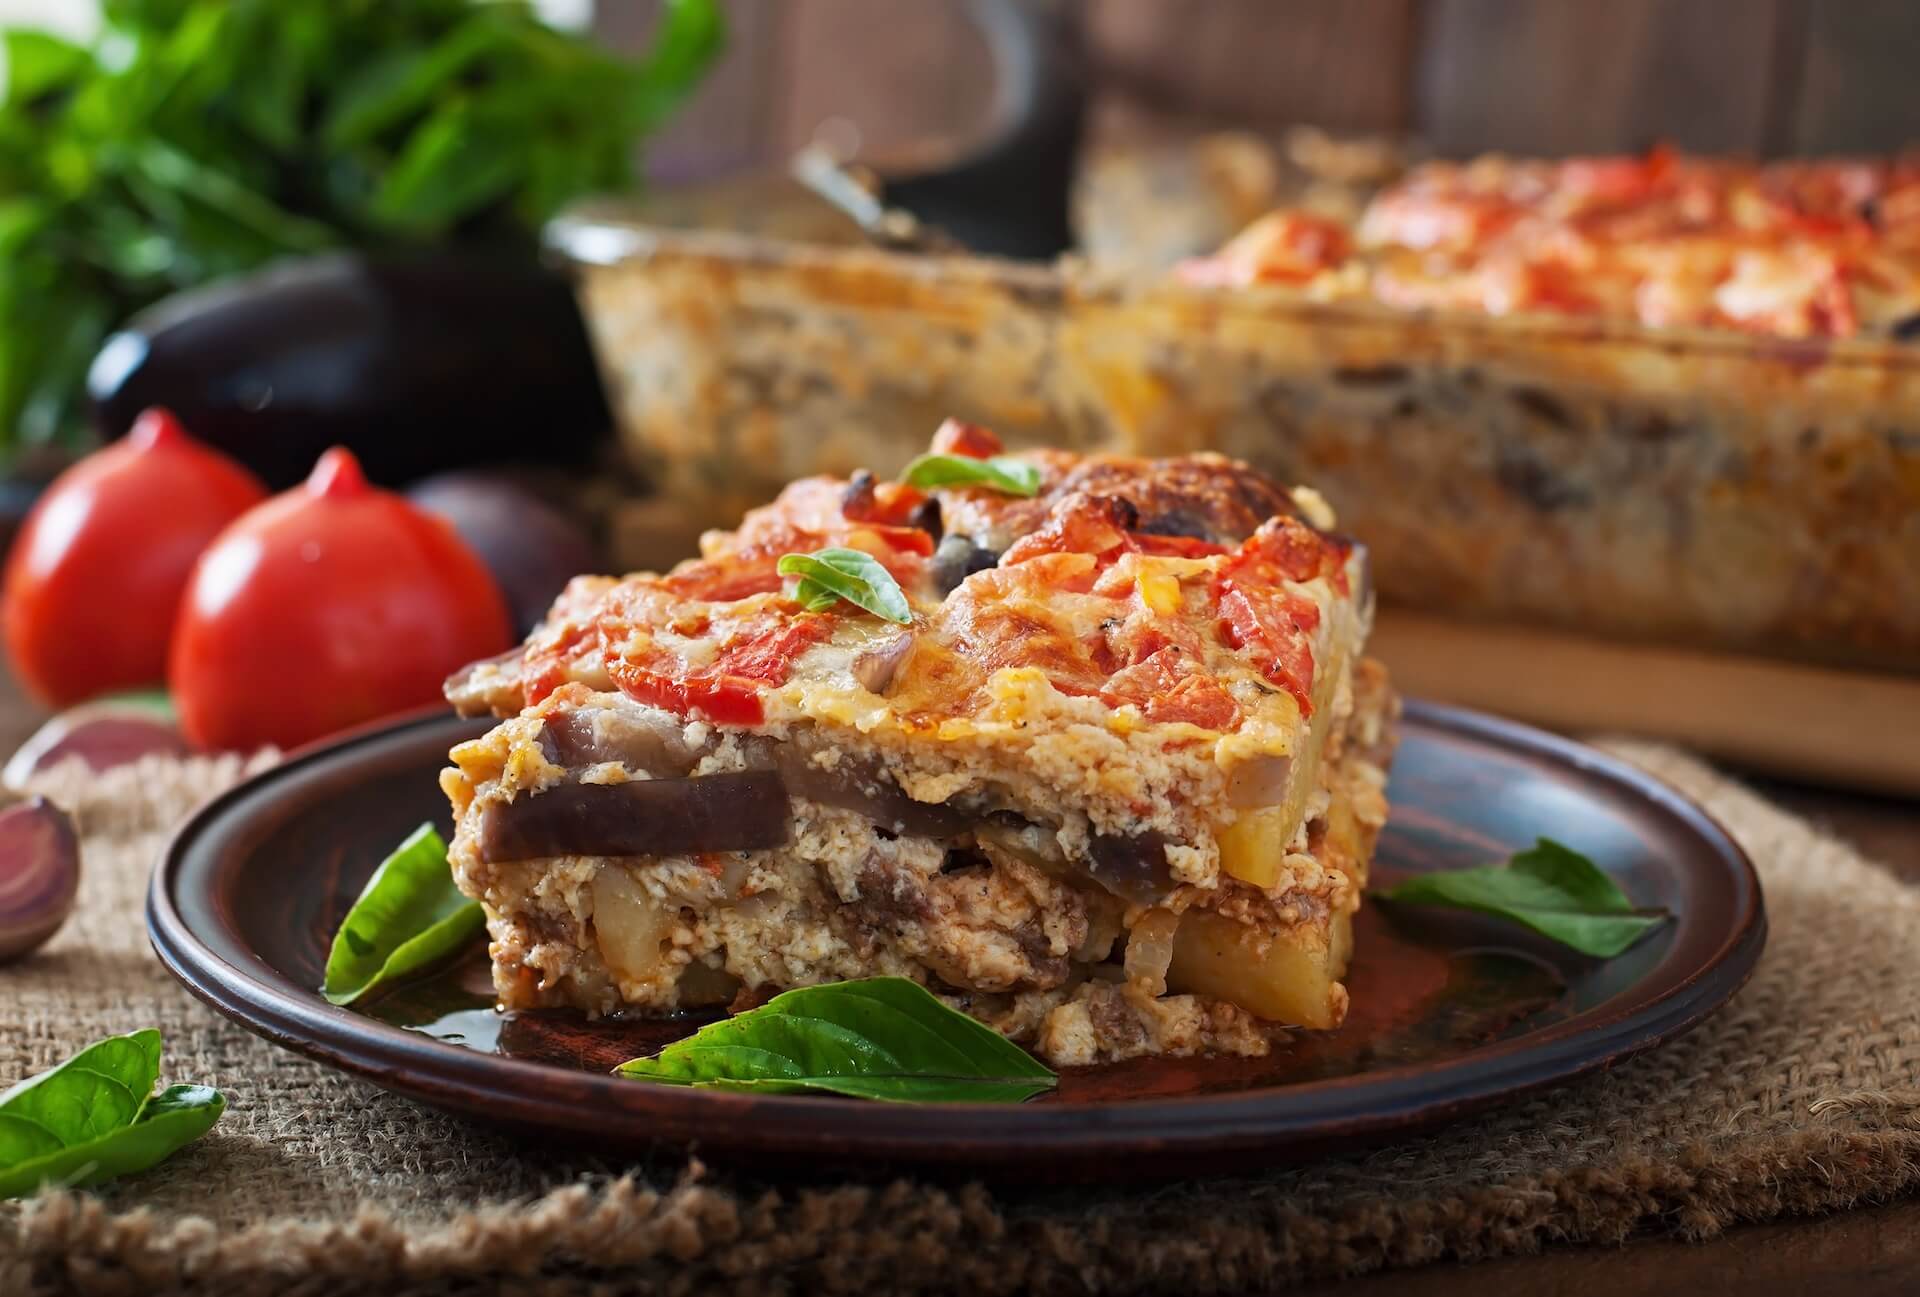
[148,702,1763,1179]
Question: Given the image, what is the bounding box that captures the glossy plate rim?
[147,701,1766,1175]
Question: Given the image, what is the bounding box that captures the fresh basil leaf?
[0,1032,224,1199]
[899,453,1043,497]
[0,0,724,459]
[3,30,89,107]
[0,1030,161,1163]
[0,1084,224,1199]
[615,976,1056,1103]
[322,823,484,1006]
[226,6,321,153]
[16,294,110,448]
[626,0,729,133]
[130,141,338,253]
[366,95,523,233]
[320,19,505,150]
[793,583,844,614]
[776,548,913,625]
[1372,837,1670,957]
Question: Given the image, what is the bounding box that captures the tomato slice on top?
[608,615,830,725]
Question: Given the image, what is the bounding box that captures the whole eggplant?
[86,254,612,488]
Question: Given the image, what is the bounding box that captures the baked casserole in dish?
[556,148,1920,672]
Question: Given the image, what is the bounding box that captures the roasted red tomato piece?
[608,616,829,725]
[1102,648,1242,730]
[1216,585,1321,714]
[839,470,930,528]
[1001,493,1136,566]
[929,418,1004,459]
[1222,516,1350,594]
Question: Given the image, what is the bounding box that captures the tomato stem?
[127,407,187,451]
[306,447,369,499]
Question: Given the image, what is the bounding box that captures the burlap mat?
[1,741,1917,1296]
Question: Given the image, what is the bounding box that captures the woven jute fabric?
[1,742,1917,1296]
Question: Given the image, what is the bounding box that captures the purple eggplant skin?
[86,253,612,489]
[476,771,793,863]
[407,473,601,636]
[0,797,80,963]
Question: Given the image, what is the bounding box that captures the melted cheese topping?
[507,428,1366,817]
[1184,147,1920,338]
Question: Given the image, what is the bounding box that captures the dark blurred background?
[615,0,1920,178]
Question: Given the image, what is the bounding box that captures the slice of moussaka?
[441,420,1397,1065]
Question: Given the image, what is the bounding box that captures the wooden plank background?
[604,0,1920,177]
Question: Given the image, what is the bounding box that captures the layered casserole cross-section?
[441,422,1397,1065]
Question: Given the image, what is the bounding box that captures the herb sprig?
[0,0,723,457]
[615,976,1057,1102]
[322,822,483,1005]
[778,548,913,625]
[1371,837,1671,958]
[899,453,1042,497]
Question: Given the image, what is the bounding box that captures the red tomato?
[929,418,1004,459]
[3,409,267,707]
[606,617,829,725]
[169,447,512,751]
[1217,585,1320,714]
[1101,648,1242,730]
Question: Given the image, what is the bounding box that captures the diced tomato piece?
[661,558,785,603]
[841,475,930,528]
[606,616,829,724]
[1216,585,1319,713]
[1222,516,1349,594]
[1812,265,1860,337]
[930,419,1004,459]
[609,661,769,725]
[1002,493,1135,566]
[1133,533,1230,559]
[1148,674,1243,730]
[1101,596,1208,670]
[719,618,832,683]
[1203,210,1354,284]
[522,621,599,706]
[1561,152,1666,204]
[1102,647,1242,730]
[933,568,1112,701]
[862,524,937,558]
[1525,259,1605,315]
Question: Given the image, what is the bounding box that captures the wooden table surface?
[1,674,1912,1295]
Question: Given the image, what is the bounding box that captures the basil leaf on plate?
[614,976,1057,1103]
[322,823,484,1006]
[1372,837,1670,957]
[777,548,913,626]
[0,1031,225,1199]
[899,453,1043,498]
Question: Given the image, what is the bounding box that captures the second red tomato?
[169,447,513,752]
